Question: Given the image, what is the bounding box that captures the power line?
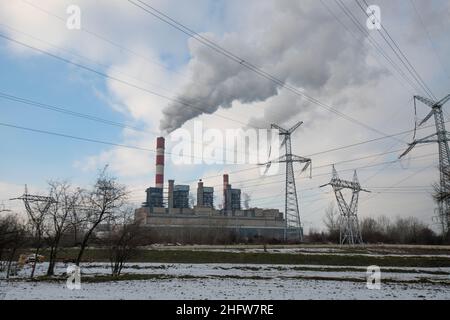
[176,120,445,184]
[0,119,436,192]
[0,91,147,133]
[0,121,211,163]
[183,150,436,191]
[409,0,450,83]
[127,0,406,143]
[356,0,437,100]
[361,164,435,203]
[0,32,256,129]
[0,90,257,161]
[2,4,300,131]
[20,0,191,82]
[332,0,424,95]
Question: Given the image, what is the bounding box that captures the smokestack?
[223,174,229,211]
[155,137,165,189]
[197,179,204,206]
[168,179,174,211]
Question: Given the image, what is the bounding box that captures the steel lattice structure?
[321,165,369,245]
[400,94,450,235]
[10,185,56,224]
[262,122,312,242]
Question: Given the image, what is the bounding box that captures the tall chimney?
[168,179,174,212]
[223,174,229,211]
[197,179,204,206]
[155,137,165,189]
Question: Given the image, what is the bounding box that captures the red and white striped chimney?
[155,137,165,189]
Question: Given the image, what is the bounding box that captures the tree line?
[0,168,142,278]
[308,202,446,244]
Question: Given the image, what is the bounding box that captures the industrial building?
[197,180,214,208]
[135,137,288,242]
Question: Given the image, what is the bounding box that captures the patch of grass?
[18,272,450,287]
[17,248,450,268]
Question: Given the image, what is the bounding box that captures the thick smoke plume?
[159,0,386,133]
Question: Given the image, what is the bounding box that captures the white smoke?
[159,0,388,133]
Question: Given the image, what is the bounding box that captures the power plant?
[135,137,289,242]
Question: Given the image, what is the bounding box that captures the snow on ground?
[185,248,450,258]
[4,262,450,282]
[1,277,449,300]
[1,262,449,300]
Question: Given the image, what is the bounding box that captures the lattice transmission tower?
[10,185,55,218]
[321,165,369,245]
[400,94,450,236]
[262,121,311,242]
[10,185,56,278]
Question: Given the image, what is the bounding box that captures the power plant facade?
[135,137,287,242]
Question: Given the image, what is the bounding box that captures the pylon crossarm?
[437,94,450,106]
[400,133,438,158]
[263,155,287,164]
[290,155,311,163]
[288,121,303,133]
[300,161,312,178]
[415,133,438,143]
[267,154,311,164]
[415,95,436,108]
[328,179,361,190]
[271,124,288,133]
[418,109,434,126]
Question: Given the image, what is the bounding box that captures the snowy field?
[1,262,449,300]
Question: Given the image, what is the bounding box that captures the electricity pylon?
[10,185,55,217]
[0,202,11,213]
[400,94,450,236]
[262,121,312,242]
[321,165,369,245]
[10,185,56,278]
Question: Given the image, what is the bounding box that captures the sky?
[0,0,449,232]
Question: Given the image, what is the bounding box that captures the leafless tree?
[104,207,143,276]
[0,214,27,277]
[75,168,128,266]
[44,181,82,276]
[323,202,338,230]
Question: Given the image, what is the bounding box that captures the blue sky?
[0,39,123,185]
[1,0,449,232]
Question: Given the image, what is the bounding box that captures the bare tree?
[323,202,339,238]
[44,181,82,276]
[104,207,143,276]
[0,214,27,277]
[75,168,128,266]
[322,202,341,243]
[6,217,27,278]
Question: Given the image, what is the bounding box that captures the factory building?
[144,187,163,209]
[136,137,287,242]
[197,180,214,208]
[223,174,241,213]
[173,185,190,208]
